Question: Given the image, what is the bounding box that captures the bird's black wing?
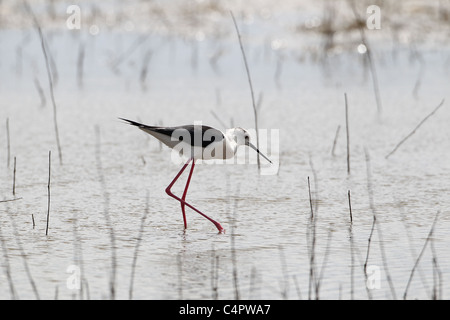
[119,118,224,148]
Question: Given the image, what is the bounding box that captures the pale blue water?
[0,0,450,300]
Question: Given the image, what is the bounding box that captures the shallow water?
[1,1,450,300]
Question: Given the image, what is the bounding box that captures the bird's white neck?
[225,130,239,154]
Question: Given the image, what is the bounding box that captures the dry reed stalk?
[331,125,341,157]
[430,238,442,300]
[345,93,350,175]
[348,190,353,224]
[347,189,355,298]
[0,198,22,203]
[307,176,317,299]
[23,1,63,165]
[230,11,261,171]
[12,157,16,196]
[309,156,319,214]
[404,211,440,299]
[308,176,314,220]
[398,204,431,295]
[45,151,51,236]
[385,99,445,159]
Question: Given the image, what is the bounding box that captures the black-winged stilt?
[119,118,272,233]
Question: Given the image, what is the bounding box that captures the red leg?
[165,159,224,233]
[180,159,196,229]
[165,159,191,229]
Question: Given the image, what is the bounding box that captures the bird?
[119,118,272,233]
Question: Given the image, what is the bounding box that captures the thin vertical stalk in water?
[307,176,314,220]
[39,25,62,165]
[348,189,354,299]
[0,198,22,203]
[348,190,353,224]
[309,156,319,214]
[430,237,442,300]
[46,151,51,236]
[345,93,350,175]
[307,176,317,299]
[24,1,63,165]
[363,149,375,300]
[398,204,430,295]
[12,157,16,196]
[331,125,341,157]
[363,216,376,274]
[230,11,261,171]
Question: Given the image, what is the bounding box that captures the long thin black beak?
[248,142,272,164]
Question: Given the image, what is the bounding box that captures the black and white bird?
[119,118,272,233]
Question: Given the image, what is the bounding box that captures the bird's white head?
[227,127,272,164]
